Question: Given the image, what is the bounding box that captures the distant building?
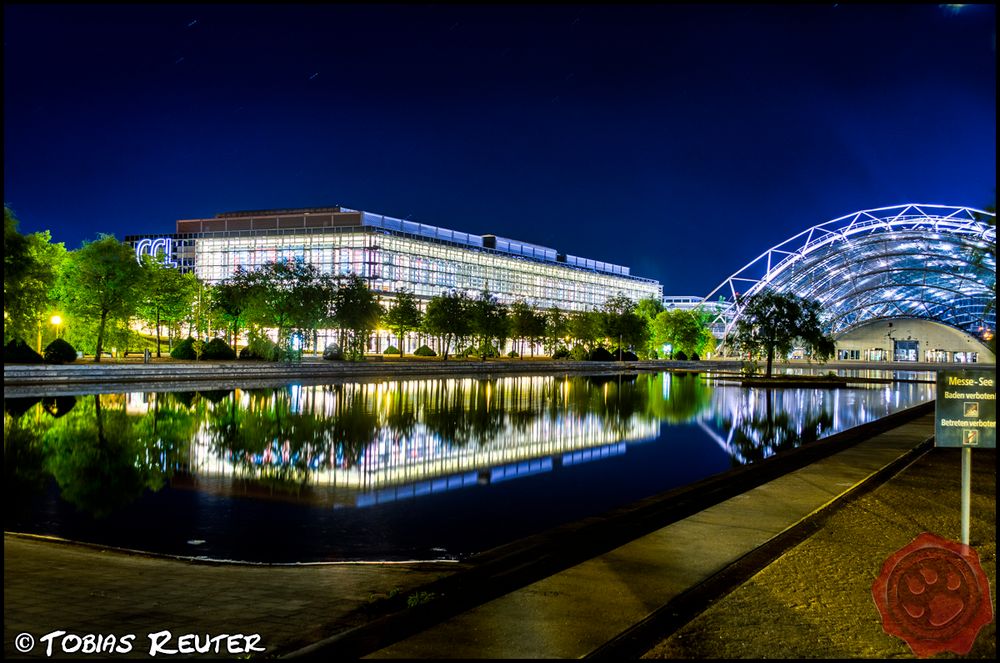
[126,205,662,352]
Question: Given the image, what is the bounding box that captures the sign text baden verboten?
[935,369,996,449]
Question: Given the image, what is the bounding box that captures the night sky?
[3,3,996,296]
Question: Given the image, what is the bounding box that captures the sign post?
[935,368,996,544]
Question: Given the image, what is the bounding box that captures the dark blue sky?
[4,3,996,296]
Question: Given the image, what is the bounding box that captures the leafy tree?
[4,206,66,346]
[56,235,144,362]
[599,294,647,360]
[138,254,200,357]
[635,295,665,321]
[211,267,259,351]
[651,308,716,359]
[423,291,472,360]
[469,290,509,360]
[543,306,568,356]
[509,299,546,358]
[382,289,423,355]
[244,260,337,353]
[728,290,835,377]
[635,296,665,358]
[567,309,601,351]
[331,274,383,361]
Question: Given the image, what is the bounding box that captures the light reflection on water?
[4,371,933,562]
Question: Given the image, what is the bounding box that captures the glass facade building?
[703,204,996,344]
[127,205,662,312]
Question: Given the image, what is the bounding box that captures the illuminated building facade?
[126,205,662,312]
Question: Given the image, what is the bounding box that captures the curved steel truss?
[703,204,996,340]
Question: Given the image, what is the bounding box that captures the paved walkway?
[5,409,995,659]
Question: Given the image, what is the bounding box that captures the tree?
[524,305,546,357]
[423,291,472,361]
[4,206,66,346]
[635,296,666,358]
[599,294,647,360]
[211,267,259,351]
[509,299,546,358]
[469,290,509,360]
[543,306,567,356]
[244,260,336,353]
[382,289,423,355]
[728,290,836,378]
[651,308,716,359]
[331,274,383,361]
[138,255,200,357]
[57,235,145,362]
[567,309,601,351]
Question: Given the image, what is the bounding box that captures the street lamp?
[50,314,63,339]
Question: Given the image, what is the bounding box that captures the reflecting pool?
[4,371,934,562]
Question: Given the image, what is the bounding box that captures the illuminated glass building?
[703,204,996,362]
[127,205,662,311]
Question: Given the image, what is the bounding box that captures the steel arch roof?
[704,204,996,339]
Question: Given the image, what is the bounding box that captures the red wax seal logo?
[872,531,994,657]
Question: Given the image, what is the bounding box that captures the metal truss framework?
[703,204,997,341]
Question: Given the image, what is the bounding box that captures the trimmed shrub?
[323,343,344,361]
[456,346,474,358]
[608,347,637,361]
[3,340,44,364]
[691,352,700,361]
[201,338,237,360]
[588,346,614,362]
[569,344,588,361]
[43,338,78,364]
[507,350,519,358]
[552,345,571,360]
[383,345,400,355]
[413,345,437,357]
[241,336,282,361]
[674,350,688,361]
[170,337,197,360]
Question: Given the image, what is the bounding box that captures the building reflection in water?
[186,375,662,507]
[5,371,934,519]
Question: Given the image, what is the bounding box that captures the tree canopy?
[423,291,471,360]
[4,206,66,345]
[56,234,145,362]
[650,308,716,359]
[728,290,835,377]
[382,289,423,355]
[138,254,199,357]
[331,274,383,360]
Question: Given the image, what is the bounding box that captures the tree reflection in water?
[4,373,932,521]
[28,394,196,517]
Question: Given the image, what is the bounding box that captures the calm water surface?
[4,371,934,562]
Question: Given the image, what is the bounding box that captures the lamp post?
[51,314,63,339]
